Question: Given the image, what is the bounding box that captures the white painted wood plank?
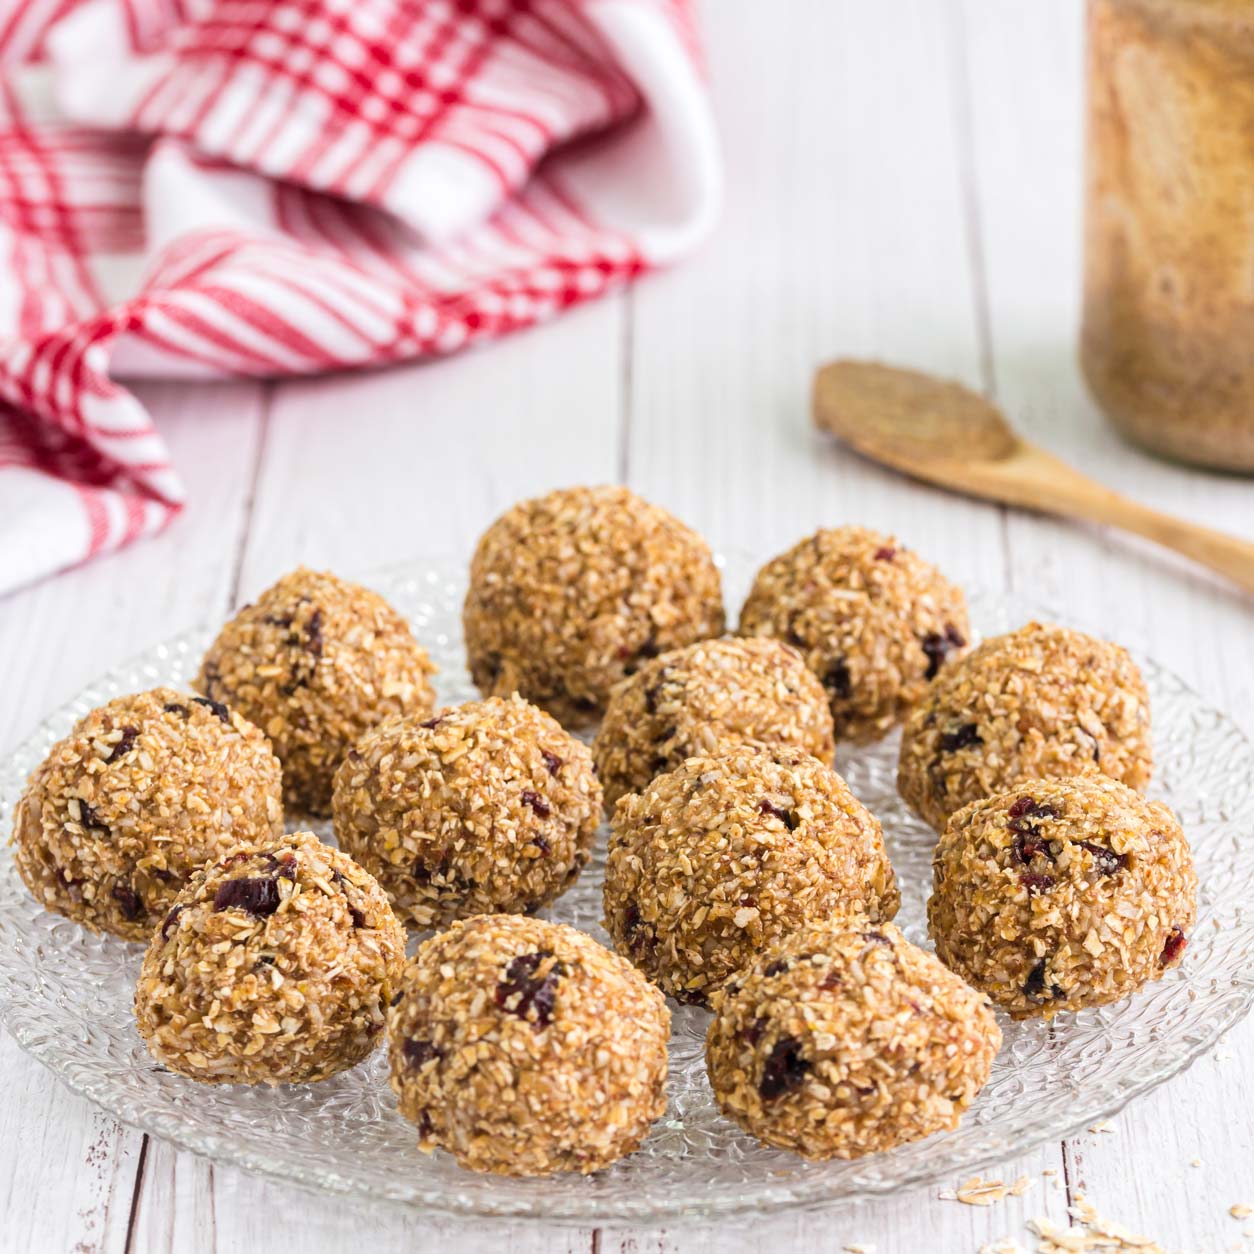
[0,379,266,1253]
[0,1031,140,1254]
[959,2,1254,1251]
[625,0,1009,595]
[232,296,627,598]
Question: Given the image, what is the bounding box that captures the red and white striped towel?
[0,0,719,595]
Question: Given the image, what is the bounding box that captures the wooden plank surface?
[2,2,1252,1251]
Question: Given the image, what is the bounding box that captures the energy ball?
[387,913,670,1176]
[592,636,836,812]
[135,832,406,1084]
[197,567,436,817]
[332,695,601,929]
[13,687,283,942]
[929,775,1196,1019]
[604,744,899,1005]
[463,486,725,726]
[738,526,970,743]
[898,621,1153,832]
[706,921,1001,1160]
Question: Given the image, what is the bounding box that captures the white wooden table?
[3,2,1252,1250]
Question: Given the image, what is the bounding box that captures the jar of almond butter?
[1081,0,1254,471]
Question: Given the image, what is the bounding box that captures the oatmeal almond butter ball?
[135,831,406,1084]
[604,743,899,1005]
[738,526,970,743]
[387,913,670,1176]
[197,568,436,817]
[332,695,601,929]
[929,775,1196,1020]
[463,486,725,727]
[898,622,1153,832]
[592,636,836,812]
[12,687,283,942]
[706,921,1001,1160]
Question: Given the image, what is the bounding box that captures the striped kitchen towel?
[0,0,719,595]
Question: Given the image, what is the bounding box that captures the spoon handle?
[992,443,1254,595]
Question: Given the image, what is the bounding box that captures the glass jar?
[1081,0,1254,472]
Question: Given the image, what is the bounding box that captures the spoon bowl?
[811,358,1254,595]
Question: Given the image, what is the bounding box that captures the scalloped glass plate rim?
[0,557,1251,1225]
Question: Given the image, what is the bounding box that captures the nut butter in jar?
[1081,0,1254,471]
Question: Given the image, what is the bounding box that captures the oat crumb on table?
[738,525,970,743]
[197,567,437,817]
[387,913,669,1176]
[333,694,600,928]
[1029,1194,1164,1252]
[605,742,899,1005]
[12,686,283,941]
[939,1175,1032,1206]
[463,485,724,727]
[134,831,405,1085]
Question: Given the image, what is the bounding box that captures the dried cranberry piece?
[111,882,144,922]
[1020,873,1055,895]
[874,546,896,561]
[921,624,967,680]
[402,1039,441,1069]
[1023,959,1064,1001]
[521,790,551,819]
[1074,840,1127,876]
[495,951,564,1029]
[938,722,982,753]
[759,1036,811,1100]
[540,750,562,777]
[531,834,551,856]
[823,660,852,700]
[107,727,139,763]
[622,905,647,949]
[1161,928,1187,966]
[860,930,890,946]
[163,702,189,718]
[192,696,232,725]
[76,802,105,831]
[1023,959,1048,999]
[390,990,404,1007]
[763,958,792,978]
[757,800,798,831]
[347,904,365,928]
[418,715,444,730]
[161,904,185,941]
[213,876,282,918]
[742,1017,768,1046]
[1012,831,1049,863]
[305,608,323,657]
[264,852,298,881]
[621,635,659,674]
[818,969,842,991]
[1008,797,1060,827]
[1008,797,1058,827]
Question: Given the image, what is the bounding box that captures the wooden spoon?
[812,359,1254,595]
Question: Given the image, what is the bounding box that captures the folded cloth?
[0,0,720,595]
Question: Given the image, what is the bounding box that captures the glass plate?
[1,556,1252,1225]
